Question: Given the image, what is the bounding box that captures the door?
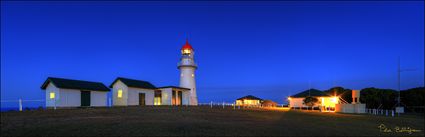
[81,91,91,106]
[178,91,183,105]
[139,93,145,106]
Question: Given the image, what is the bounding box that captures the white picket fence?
[366,108,399,117]
[1,99,44,111]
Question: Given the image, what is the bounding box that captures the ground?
[1,106,424,136]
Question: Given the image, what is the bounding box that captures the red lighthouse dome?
[181,39,193,51]
[181,39,193,54]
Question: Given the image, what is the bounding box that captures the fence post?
[222,102,224,109]
[392,110,394,117]
[19,98,23,112]
[233,102,236,110]
[386,110,388,116]
[210,101,212,109]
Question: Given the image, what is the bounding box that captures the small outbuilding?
[288,89,338,111]
[110,77,191,106]
[262,100,278,107]
[41,77,110,107]
[236,95,262,107]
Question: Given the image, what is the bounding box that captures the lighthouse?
[178,39,198,105]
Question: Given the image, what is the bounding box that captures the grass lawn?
[1,106,423,136]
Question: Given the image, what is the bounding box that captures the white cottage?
[41,77,110,107]
[288,89,339,111]
[110,77,191,106]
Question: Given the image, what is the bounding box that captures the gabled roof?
[237,95,262,100]
[157,86,190,90]
[110,77,156,89]
[41,77,110,91]
[291,89,330,98]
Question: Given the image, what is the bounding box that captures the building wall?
[112,80,128,106]
[182,90,190,105]
[236,99,261,106]
[179,66,197,105]
[58,88,81,107]
[289,98,305,108]
[44,82,110,107]
[45,83,59,107]
[91,91,108,106]
[127,87,155,105]
[160,88,173,105]
[158,88,190,105]
[335,104,366,113]
[289,97,337,108]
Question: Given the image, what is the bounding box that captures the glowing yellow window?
[182,49,191,54]
[154,90,162,105]
[117,89,123,98]
[49,92,55,99]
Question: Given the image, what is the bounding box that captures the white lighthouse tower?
[178,39,198,105]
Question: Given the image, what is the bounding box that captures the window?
[182,49,191,54]
[154,90,162,105]
[117,89,122,98]
[191,74,194,77]
[49,92,55,99]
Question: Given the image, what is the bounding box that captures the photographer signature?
[378,124,422,134]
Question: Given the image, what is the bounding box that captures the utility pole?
[397,57,400,106]
[397,57,416,107]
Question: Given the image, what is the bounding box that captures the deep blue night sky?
[1,1,424,107]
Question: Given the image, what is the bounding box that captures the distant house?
[41,77,110,107]
[262,100,278,107]
[236,95,262,107]
[288,89,338,109]
[110,77,191,106]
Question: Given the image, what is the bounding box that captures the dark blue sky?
[1,1,424,107]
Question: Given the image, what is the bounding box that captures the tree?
[303,96,319,107]
[360,87,397,109]
[400,87,424,113]
[324,86,352,103]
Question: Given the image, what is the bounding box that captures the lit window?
[191,74,194,77]
[331,97,338,103]
[154,90,162,105]
[182,49,191,54]
[117,89,122,98]
[50,92,55,99]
